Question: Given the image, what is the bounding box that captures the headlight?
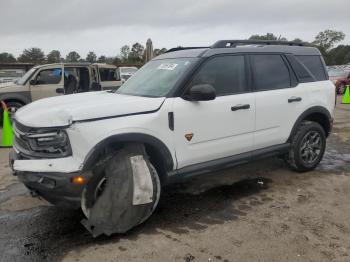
[26,130,71,156]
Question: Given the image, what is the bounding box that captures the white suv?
[10,40,335,236]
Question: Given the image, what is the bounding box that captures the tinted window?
[99,68,119,81]
[285,54,314,83]
[35,68,62,85]
[252,55,290,91]
[190,55,247,96]
[296,55,327,81]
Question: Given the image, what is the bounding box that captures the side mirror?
[185,84,216,101]
[29,79,37,85]
[56,88,64,94]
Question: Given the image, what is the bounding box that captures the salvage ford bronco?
[10,40,335,236]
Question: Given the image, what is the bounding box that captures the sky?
[1,0,349,58]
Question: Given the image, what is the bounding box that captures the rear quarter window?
[296,55,327,81]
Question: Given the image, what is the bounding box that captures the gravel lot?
[0,97,349,262]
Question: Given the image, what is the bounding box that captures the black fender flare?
[0,92,31,105]
[82,133,174,172]
[288,106,332,141]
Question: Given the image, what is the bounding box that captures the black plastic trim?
[287,106,332,141]
[166,143,290,184]
[82,133,174,172]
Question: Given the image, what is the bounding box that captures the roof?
[154,40,321,60]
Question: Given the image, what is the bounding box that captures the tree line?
[0,42,168,65]
[248,30,349,65]
[0,30,349,66]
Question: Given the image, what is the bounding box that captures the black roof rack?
[212,40,306,48]
[165,46,208,53]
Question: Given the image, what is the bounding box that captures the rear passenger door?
[251,54,307,150]
[173,55,255,169]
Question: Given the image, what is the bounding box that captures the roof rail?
[165,46,208,53]
[212,40,306,48]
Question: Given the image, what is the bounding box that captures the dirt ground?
[0,97,349,262]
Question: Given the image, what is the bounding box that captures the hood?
[0,82,18,89]
[15,91,165,128]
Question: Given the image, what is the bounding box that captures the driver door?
[29,65,64,101]
[173,55,255,169]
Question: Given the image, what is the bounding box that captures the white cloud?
[1,0,349,57]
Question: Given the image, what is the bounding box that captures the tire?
[286,121,326,172]
[81,143,161,236]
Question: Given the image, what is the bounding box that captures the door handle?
[231,104,250,111]
[288,96,302,103]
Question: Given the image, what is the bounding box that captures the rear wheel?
[286,121,326,172]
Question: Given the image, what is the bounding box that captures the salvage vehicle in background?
[0,69,25,84]
[10,40,335,237]
[0,63,122,116]
[328,68,350,94]
[119,66,138,83]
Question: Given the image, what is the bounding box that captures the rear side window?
[99,68,119,82]
[190,55,247,96]
[296,55,327,81]
[252,55,290,91]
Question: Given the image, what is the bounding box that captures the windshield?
[328,69,347,78]
[17,67,37,85]
[117,58,196,97]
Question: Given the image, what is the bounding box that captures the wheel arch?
[288,106,332,142]
[81,133,174,183]
[0,93,31,105]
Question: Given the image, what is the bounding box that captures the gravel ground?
[0,97,349,262]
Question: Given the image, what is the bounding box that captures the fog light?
[72,176,85,185]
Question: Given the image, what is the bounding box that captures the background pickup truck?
[0,62,122,115]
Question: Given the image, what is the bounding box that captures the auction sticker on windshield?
[157,63,178,70]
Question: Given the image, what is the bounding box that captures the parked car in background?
[119,66,138,83]
[328,68,350,94]
[0,63,122,116]
[0,69,25,84]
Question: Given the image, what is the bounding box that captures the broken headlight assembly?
[26,130,72,157]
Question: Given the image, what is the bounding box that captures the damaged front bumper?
[10,150,86,209]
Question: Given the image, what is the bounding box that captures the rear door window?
[99,68,119,81]
[252,55,291,91]
[296,55,327,81]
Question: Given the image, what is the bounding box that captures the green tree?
[249,33,287,41]
[97,55,107,63]
[18,48,45,64]
[313,29,345,53]
[0,52,16,63]
[120,45,130,62]
[86,51,97,63]
[66,51,81,62]
[46,50,61,63]
[153,48,167,57]
[129,42,144,62]
[326,45,350,65]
